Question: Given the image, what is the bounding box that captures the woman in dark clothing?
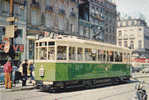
[22,59,28,86]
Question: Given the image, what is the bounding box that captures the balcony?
[58,9,65,16]
[90,13,104,21]
[45,6,53,13]
[14,0,26,6]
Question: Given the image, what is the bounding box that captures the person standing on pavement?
[21,59,28,86]
[3,58,12,89]
[29,63,34,83]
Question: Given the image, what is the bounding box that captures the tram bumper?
[36,80,54,90]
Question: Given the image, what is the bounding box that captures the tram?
[34,36,131,91]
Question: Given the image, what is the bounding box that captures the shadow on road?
[38,79,139,94]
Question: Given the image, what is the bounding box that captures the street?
[1,73,149,100]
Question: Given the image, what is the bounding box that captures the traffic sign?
[5,25,14,38]
[6,17,15,22]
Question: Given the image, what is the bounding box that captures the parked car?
[132,67,143,73]
[142,68,149,73]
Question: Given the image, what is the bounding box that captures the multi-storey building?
[117,18,149,58]
[78,0,117,44]
[79,0,104,41]
[104,0,117,44]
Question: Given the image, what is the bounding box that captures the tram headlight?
[43,81,53,85]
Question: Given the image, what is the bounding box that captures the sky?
[116,0,149,23]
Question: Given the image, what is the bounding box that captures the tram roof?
[36,36,130,52]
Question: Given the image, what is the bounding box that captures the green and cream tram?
[34,36,131,91]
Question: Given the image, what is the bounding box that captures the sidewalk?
[0,80,35,93]
[132,72,149,78]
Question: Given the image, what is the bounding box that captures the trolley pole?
[9,0,15,59]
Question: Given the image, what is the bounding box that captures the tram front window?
[39,47,47,60]
[48,47,55,60]
[57,46,67,60]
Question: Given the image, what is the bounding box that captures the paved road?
[0,73,149,100]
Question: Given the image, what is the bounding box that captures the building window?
[118,31,122,37]
[0,1,9,16]
[118,41,122,46]
[124,41,128,47]
[31,9,40,25]
[139,28,142,31]
[129,34,135,39]
[138,40,142,48]
[130,41,134,49]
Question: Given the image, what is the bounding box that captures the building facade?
[0,0,117,62]
[117,18,149,58]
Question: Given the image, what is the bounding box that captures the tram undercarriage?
[36,76,130,92]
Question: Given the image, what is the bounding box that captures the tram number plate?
[39,67,44,77]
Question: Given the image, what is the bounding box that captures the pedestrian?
[3,58,12,89]
[29,63,34,83]
[134,81,148,100]
[12,64,18,86]
[21,59,28,86]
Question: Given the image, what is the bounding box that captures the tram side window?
[77,48,83,61]
[98,50,104,61]
[85,48,92,61]
[128,53,130,62]
[108,51,114,62]
[103,51,106,61]
[107,51,110,62]
[57,46,67,60]
[119,53,123,62]
[124,53,129,63]
[39,47,47,60]
[115,52,119,62]
[92,49,97,61]
[115,52,122,62]
[48,47,55,60]
[69,47,76,60]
